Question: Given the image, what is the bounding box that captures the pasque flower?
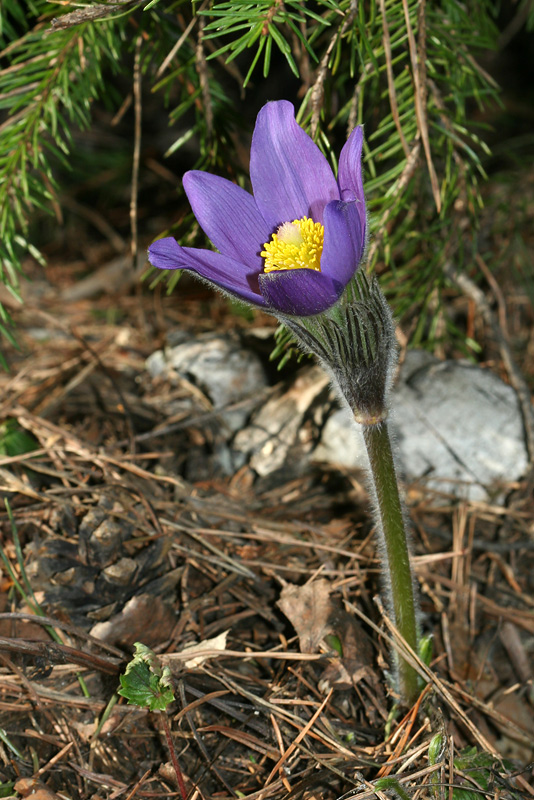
[148,100,423,707]
[148,100,366,316]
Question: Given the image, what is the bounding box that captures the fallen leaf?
[162,630,229,669]
[319,607,378,691]
[90,593,176,649]
[277,579,333,653]
[278,580,386,715]
[14,777,63,799]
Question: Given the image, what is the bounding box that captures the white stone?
[313,351,529,502]
[146,335,267,432]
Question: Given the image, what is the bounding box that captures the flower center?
[261,217,324,273]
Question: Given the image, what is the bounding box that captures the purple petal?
[257,198,365,317]
[259,269,343,316]
[148,237,267,307]
[250,100,339,231]
[320,199,364,286]
[337,126,366,237]
[183,171,271,267]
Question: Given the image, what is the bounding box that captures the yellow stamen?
[261,217,324,273]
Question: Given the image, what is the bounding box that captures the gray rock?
[146,335,267,432]
[313,350,529,502]
[313,407,370,472]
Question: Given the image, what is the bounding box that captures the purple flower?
[148,100,366,317]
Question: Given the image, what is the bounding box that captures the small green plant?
[452,747,519,800]
[119,642,187,799]
[118,642,175,711]
[429,735,522,800]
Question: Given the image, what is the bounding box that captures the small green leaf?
[0,419,38,458]
[324,633,343,657]
[418,633,433,666]
[118,642,175,711]
[428,733,445,766]
[449,747,518,800]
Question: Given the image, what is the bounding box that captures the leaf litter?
[0,257,532,798]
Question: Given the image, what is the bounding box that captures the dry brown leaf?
[180,629,229,668]
[14,778,63,799]
[319,606,378,691]
[161,630,230,669]
[90,593,176,649]
[277,579,333,653]
[278,580,384,703]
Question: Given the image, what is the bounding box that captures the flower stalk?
[283,270,421,705]
[361,420,420,705]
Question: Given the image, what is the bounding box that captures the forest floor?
[0,209,533,800]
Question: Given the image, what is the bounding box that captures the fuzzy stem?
[361,420,420,705]
[159,711,187,800]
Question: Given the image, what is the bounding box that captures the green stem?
[361,420,420,705]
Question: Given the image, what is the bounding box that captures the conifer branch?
[0,0,505,360]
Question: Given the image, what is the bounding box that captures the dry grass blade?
[346,600,499,755]
[401,0,441,212]
[379,0,410,159]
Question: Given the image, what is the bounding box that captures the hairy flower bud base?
[278,270,397,424]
